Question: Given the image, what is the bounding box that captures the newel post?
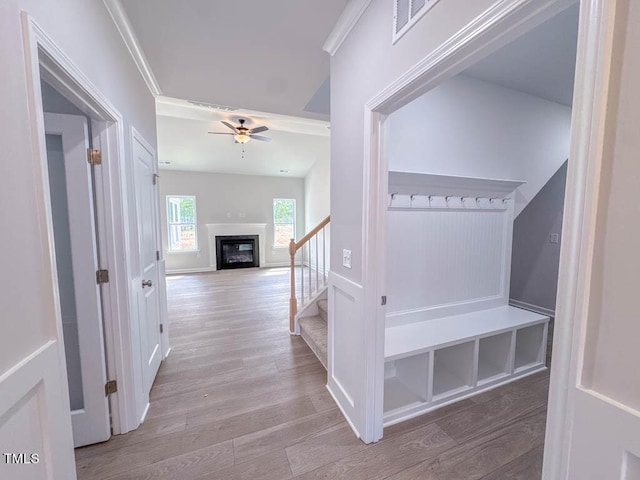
[289,238,297,333]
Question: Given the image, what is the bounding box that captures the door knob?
[142,279,153,288]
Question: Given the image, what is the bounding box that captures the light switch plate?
[550,233,560,244]
[342,249,352,269]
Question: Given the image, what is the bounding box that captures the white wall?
[304,156,331,231]
[328,0,505,440]
[0,0,156,475]
[159,170,305,272]
[304,156,331,273]
[331,0,502,286]
[388,74,572,216]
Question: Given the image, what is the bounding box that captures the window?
[167,195,198,252]
[273,198,296,247]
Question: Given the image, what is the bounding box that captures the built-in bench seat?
[383,305,549,425]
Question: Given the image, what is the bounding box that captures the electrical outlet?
[342,249,352,269]
[550,233,560,244]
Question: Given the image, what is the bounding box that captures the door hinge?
[152,173,160,185]
[96,269,109,284]
[160,323,164,334]
[156,250,160,261]
[381,296,387,306]
[88,148,102,165]
[105,380,117,396]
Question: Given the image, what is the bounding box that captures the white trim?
[166,267,217,275]
[358,0,596,459]
[22,13,141,435]
[205,223,268,270]
[263,261,295,268]
[139,401,150,424]
[0,341,77,477]
[165,263,293,276]
[368,0,575,114]
[166,194,199,253]
[509,299,556,318]
[102,0,162,97]
[543,1,616,477]
[325,385,361,438]
[323,0,374,56]
[327,271,365,437]
[579,387,640,420]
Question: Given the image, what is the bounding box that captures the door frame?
[360,0,613,476]
[22,13,143,435]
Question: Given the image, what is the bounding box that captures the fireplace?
[215,235,260,270]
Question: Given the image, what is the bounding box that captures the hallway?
[75,268,549,479]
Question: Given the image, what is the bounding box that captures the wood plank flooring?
[75,268,549,479]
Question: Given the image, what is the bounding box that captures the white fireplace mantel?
[206,223,268,270]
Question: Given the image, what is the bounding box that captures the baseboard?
[139,402,150,424]
[326,382,362,440]
[262,262,295,268]
[509,299,555,318]
[166,267,216,275]
[166,263,300,274]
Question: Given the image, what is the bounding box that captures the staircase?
[298,298,328,369]
[289,216,330,369]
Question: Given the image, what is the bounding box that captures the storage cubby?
[477,332,513,384]
[383,173,550,426]
[432,342,474,399]
[384,353,430,413]
[515,324,545,370]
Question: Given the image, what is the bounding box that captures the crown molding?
[103,0,162,96]
[323,0,373,56]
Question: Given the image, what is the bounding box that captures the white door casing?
[132,131,162,398]
[544,0,640,477]
[44,113,111,448]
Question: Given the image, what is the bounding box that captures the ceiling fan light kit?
[234,133,250,144]
[209,118,271,144]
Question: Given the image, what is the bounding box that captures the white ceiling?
[156,97,330,177]
[464,3,579,106]
[120,0,347,120]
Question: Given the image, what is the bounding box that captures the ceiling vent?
[393,0,441,44]
[188,100,239,112]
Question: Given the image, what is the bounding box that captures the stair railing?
[289,215,330,333]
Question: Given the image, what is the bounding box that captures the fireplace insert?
[215,235,259,269]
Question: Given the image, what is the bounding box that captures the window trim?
[273,198,296,248]
[166,195,198,252]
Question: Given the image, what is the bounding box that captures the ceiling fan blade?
[208,132,234,135]
[221,121,237,132]
[250,126,269,134]
[251,135,272,142]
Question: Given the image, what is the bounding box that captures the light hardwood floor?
[75,267,549,479]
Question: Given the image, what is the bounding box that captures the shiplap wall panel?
[386,209,506,316]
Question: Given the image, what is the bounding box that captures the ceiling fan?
[208,118,271,144]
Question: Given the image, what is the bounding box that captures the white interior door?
[44,112,110,448]
[132,135,162,395]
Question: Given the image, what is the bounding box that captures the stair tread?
[299,315,327,369]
